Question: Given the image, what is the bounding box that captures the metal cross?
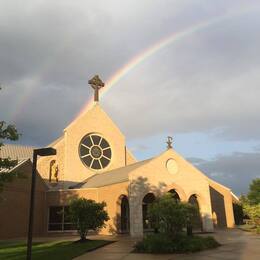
[88,75,105,102]
[166,136,173,149]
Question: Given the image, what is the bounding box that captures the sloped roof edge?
[0,158,31,173]
[72,157,153,189]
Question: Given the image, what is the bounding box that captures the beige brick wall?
[0,161,47,239]
[63,104,127,186]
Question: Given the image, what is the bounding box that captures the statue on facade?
[49,160,59,183]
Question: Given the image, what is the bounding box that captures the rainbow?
[9,4,257,123]
[76,5,254,118]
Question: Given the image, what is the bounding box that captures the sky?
[0,0,260,195]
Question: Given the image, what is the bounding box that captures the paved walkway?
[74,229,260,260]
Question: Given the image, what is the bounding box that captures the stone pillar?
[200,195,214,232]
[201,213,214,232]
[223,192,235,228]
[129,195,143,237]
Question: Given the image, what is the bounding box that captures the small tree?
[69,198,109,241]
[0,121,19,193]
[0,86,20,192]
[247,178,260,205]
[240,179,260,233]
[148,194,198,239]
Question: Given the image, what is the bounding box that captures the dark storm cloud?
[188,152,260,195]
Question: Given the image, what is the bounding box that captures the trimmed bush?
[134,233,220,254]
[135,194,220,254]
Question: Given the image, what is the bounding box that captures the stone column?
[223,192,235,228]
[200,200,214,232]
[201,213,214,232]
[129,195,143,237]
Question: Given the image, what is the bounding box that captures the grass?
[134,233,220,254]
[0,239,112,260]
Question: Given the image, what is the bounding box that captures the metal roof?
[0,144,34,160]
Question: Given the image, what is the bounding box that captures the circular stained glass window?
[79,134,112,170]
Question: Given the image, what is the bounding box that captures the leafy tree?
[240,194,249,204]
[247,178,260,205]
[240,178,260,232]
[69,198,109,241]
[148,194,199,239]
[0,87,20,192]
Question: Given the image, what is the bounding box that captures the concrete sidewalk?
[74,235,137,260]
[74,229,260,260]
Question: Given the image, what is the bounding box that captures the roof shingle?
[0,144,34,160]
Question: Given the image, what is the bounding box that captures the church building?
[0,76,237,239]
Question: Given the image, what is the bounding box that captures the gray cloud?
[0,0,260,146]
[254,145,260,151]
[188,152,260,195]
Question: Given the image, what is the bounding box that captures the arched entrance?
[188,194,202,231]
[120,195,130,233]
[142,193,156,231]
[168,189,180,202]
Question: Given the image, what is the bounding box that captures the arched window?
[120,195,130,233]
[168,189,180,202]
[188,194,202,230]
[142,193,156,230]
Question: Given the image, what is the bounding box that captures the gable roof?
[72,158,153,188]
[0,144,34,161]
[72,147,213,189]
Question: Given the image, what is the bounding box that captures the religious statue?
[88,75,105,102]
[49,160,59,184]
[54,164,59,182]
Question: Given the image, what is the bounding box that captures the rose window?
[79,134,112,170]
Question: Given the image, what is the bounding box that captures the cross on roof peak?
[166,136,173,149]
[88,75,105,102]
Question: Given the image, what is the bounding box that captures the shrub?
[243,203,260,229]
[135,233,174,253]
[69,198,109,241]
[134,233,220,253]
[148,194,198,238]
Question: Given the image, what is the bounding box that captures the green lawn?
[0,239,111,260]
